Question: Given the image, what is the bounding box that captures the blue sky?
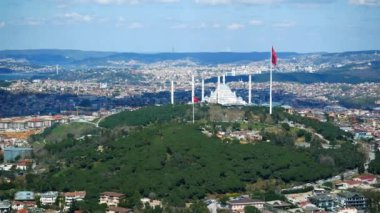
[0,0,379,52]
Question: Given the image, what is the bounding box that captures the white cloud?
[88,0,140,4]
[128,22,143,29]
[212,23,221,28]
[249,19,263,26]
[62,12,94,23]
[116,16,126,27]
[273,20,296,28]
[194,0,230,5]
[227,23,245,30]
[73,0,178,4]
[171,23,188,29]
[20,17,45,26]
[0,21,5,28]
[239,0,280,4]
[194,0,334,6]
[348,0,380,6]
[195,0,282,5]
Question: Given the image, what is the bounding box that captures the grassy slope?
[37,122,97,143]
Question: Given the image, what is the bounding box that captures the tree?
[121,191,143,209]
[244,206,260,213]
[358,163,365,174]
[35,195,42,208]
[220,196,229,206]
[281,123,290,131]
[185,201,208,213]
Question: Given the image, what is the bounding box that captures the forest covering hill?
[24,105,364,209]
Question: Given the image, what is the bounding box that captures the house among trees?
[99,192,125,207]
[337,191,367,210]
[309,194,338,212]
[0,200,11,212]
[64,191,86,207]
[353,174,377,185]
[228,197,264,212]
[40,191,59,206]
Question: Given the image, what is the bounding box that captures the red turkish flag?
[271,46,277,66]
[193,96,199,103]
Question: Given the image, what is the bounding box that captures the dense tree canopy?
[26,105,363,207]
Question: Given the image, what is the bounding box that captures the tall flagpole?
[171,80,174,105]
[248,74,252,105]
[269,51,273,115]
[192,75,195,124]
[201,78,205,102]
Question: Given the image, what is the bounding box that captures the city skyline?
[0,0,380,52]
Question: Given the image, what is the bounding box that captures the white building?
[64,191,86,206]
[205,79,246,106]
[40,191,59,206]
[99,192,125,207]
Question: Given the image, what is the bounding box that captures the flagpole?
[192,75,195,124]
[270,50,273,115]
[193,101,195,124]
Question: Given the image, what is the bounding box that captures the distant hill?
[207,61,380,84]
[0,49,298,65]
[0,68,14,74]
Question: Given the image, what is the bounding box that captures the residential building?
[14,191,35,201]
[353,174,377,185]
[64,191,86,206]
[228,197,264,212]
[99,192,125,207]
[140,198,162,209]
[3,147,32,162]
[309,194,338,211]
[11,200,36,211]
[40,191,59,206]
[336,207,358,213]
[263,200,292,213]
[337,191,367,210]
[0,200,11,213]
[106,206,131,213]
[16,159,31,170]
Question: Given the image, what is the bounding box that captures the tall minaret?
[217,76,220,104]
[191,75,195,104]
[201,78,205,102]
[171,80,174,105]
[56,65,59,75]
[248,74,252,105]
[223,74,226,85]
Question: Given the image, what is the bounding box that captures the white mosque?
[204,75,247,106]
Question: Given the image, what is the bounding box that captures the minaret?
[191,75,195,104]
[217,76,220,104]
[171,80,174,105]
[56,65,59,75]
[248,74,252,105]
[201,78,205,102]
[223,74,226,85]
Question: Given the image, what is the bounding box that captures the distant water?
[0,72,50,80]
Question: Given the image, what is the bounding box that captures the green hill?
[26,105,364,208]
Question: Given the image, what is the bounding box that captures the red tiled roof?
[356,174,376,180]
[65,191,86,197]
[344,180,361,185]
[100,192,125,197]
